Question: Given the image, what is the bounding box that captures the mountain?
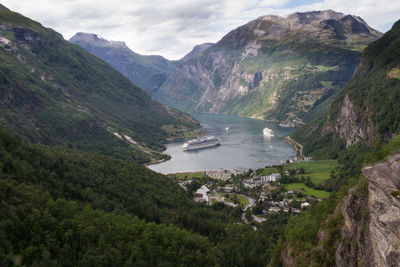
[155,10,381,124]
[0,7,202,163]
[292,18,400,158]
[180,42,214,61]
[271,19,400,266]
[70,32,177,95]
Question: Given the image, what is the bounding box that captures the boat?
[182,136,221,151]
[225,127,230,131]
[263,128,274,137]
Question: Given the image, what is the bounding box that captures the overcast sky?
[2,0,399,60]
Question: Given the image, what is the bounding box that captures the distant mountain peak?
[181,42,214,61]
[70,32,128,49]
[258,10,345,22]
[256,10,375,33]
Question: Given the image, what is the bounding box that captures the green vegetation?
[0,8,201,164]
[388,67,400,79]
[153,12,381,124]
[284,160,337,185]
[0,179,216,266]
[293,20,400,158]
[220,39,366,123]
[70,33,177,95]
[256,166,279,176]
[284,183,330,199]
[0,128,291,266]
[168,171,207,180]
[224,193,249,207]
[366,134,400,163]
[391,191,400,199]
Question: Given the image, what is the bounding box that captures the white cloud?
[1,0,399,59]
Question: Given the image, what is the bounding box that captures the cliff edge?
[337,154,400,266]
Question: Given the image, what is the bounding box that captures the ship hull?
[183,140,221,151]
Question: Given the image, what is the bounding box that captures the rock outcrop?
[337,154,400,267]
[335,94,375,147]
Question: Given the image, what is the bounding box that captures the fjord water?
[149,114,295,173]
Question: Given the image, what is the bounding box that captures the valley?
[0,2,400,267]
[72,10,381,126]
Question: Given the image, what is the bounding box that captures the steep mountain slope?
[292,18,400,158]
[155,10,381,124]
[271,19,400,267]
[70,33,177,95]
[0,7,201,163]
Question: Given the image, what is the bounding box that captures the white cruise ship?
[182,136,221,151]
[263,128,274,137]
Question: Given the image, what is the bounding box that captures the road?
[240,194,255,224]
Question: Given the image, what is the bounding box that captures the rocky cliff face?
[72,11,381,124]
[337,154,400,267]
[333,94,375,147]
[156,10,381,123]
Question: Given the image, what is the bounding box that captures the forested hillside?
[0,7,201,164]
[0,128,289,266]
[270,19,400,266]
[292,19,400,158]
[70,33,177,95]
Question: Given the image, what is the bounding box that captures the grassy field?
[168,171,206,180]
[257,167,279,176]
[224,193,249,208]
[284,159,337,185]
[284,183,330,199]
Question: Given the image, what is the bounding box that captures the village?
[172,157,334,226]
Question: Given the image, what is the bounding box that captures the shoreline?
[284,136,303,158]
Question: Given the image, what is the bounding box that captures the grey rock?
[336,154,400,267]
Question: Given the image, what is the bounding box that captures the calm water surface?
[148,113,296,173]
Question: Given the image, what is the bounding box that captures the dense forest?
[0,128,290,266]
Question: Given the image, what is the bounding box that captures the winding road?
[240,194,255,224]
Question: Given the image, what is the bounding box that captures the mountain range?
[71,10,381,125]
[0,6,201,163]
[1,3,400,266]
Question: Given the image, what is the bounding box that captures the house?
[301,202,311,209]
[287,190,295,194]
[259,173,281,182]
[206,170,231,180]
[222,186,234,193]
[195,185,210,202]
[252,215,266,224]
[268,207,281,212]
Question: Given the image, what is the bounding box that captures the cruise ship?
[263,128,274,137]
[182,136,221,151]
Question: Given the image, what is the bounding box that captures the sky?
[2,0,400,60]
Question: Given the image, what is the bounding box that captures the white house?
[301,202,311,209]
[260,173,281,182]
[195,185,210,202]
